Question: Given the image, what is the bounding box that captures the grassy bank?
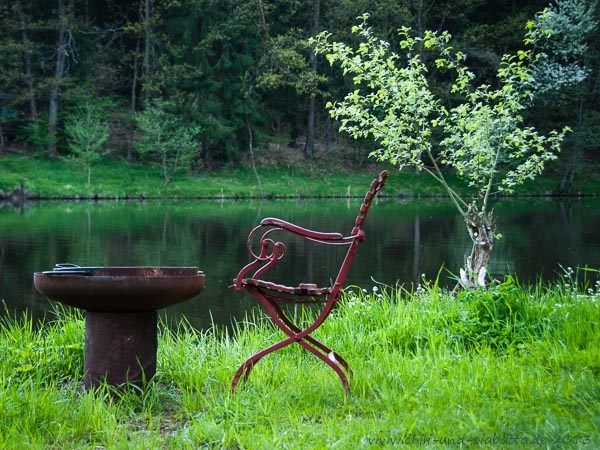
[1,276,599,449]
[2,154,596,200]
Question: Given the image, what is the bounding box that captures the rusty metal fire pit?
[34,264,205,389]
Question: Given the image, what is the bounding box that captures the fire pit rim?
[33,265,205,313]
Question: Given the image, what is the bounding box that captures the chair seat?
[241,278,332,297]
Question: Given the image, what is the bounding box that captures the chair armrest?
[260,217,344,241]
[231,218,347,292]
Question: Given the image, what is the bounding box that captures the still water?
[1,197,599,330]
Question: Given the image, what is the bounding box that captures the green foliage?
[530,0,598,98]
[449,277,549,352]
[151,0,267,164]
[0,0,597,175]
[440,41,566,197]
[134,99,201,184]
[64,103,110,186]
[256,33,328,99]
[0,305,84,385]
[18,118,52,154]
[315,13,567,207]
[527,0,600,195]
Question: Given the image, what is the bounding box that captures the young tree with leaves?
[134,99,200,184]
[314,12,568,287]
[64,103,110,186]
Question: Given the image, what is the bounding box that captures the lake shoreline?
[3,190,598,206]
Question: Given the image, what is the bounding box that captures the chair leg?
[231,327,352,395]
[231,333,299,393]
[270,301,353,376]
[231,291,352,395]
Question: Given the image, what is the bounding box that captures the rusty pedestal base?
[84,311,158,389]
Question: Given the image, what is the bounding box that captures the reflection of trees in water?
[413,215,420,284]
[1,199,600,329]
[486,199,596,282]
[559,201,582,266]
[366,206,470,288]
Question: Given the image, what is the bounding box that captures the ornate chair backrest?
[351,170,388,238]
[331,170,388,295]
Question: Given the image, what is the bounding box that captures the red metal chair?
[231,170,388,394]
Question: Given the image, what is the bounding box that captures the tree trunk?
[306,95,315,159]
[558,94,586,194]
[162,148,169,184]
[304,0,320,159]
[15,0,38,122]
[558,144,582,194]
[47,0,74,159]
[246,116,263,198]
[413,0,435,174]
[127,1,144,160]
[460,207,494,289]
[142,0,153,103]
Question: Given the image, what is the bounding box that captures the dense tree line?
[0,0,598,191]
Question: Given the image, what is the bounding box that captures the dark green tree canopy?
[0,0,597,188]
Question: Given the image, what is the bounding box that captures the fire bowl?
[34,266,205,312]
[34,265,206,388]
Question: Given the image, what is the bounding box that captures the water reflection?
[1,197,599,330]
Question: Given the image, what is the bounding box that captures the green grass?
[0,154,459,199]
[2,154,597,199]
[1,275,599,449]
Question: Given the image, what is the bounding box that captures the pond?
[1,197,600,330]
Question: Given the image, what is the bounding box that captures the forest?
[0,0,598,193]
